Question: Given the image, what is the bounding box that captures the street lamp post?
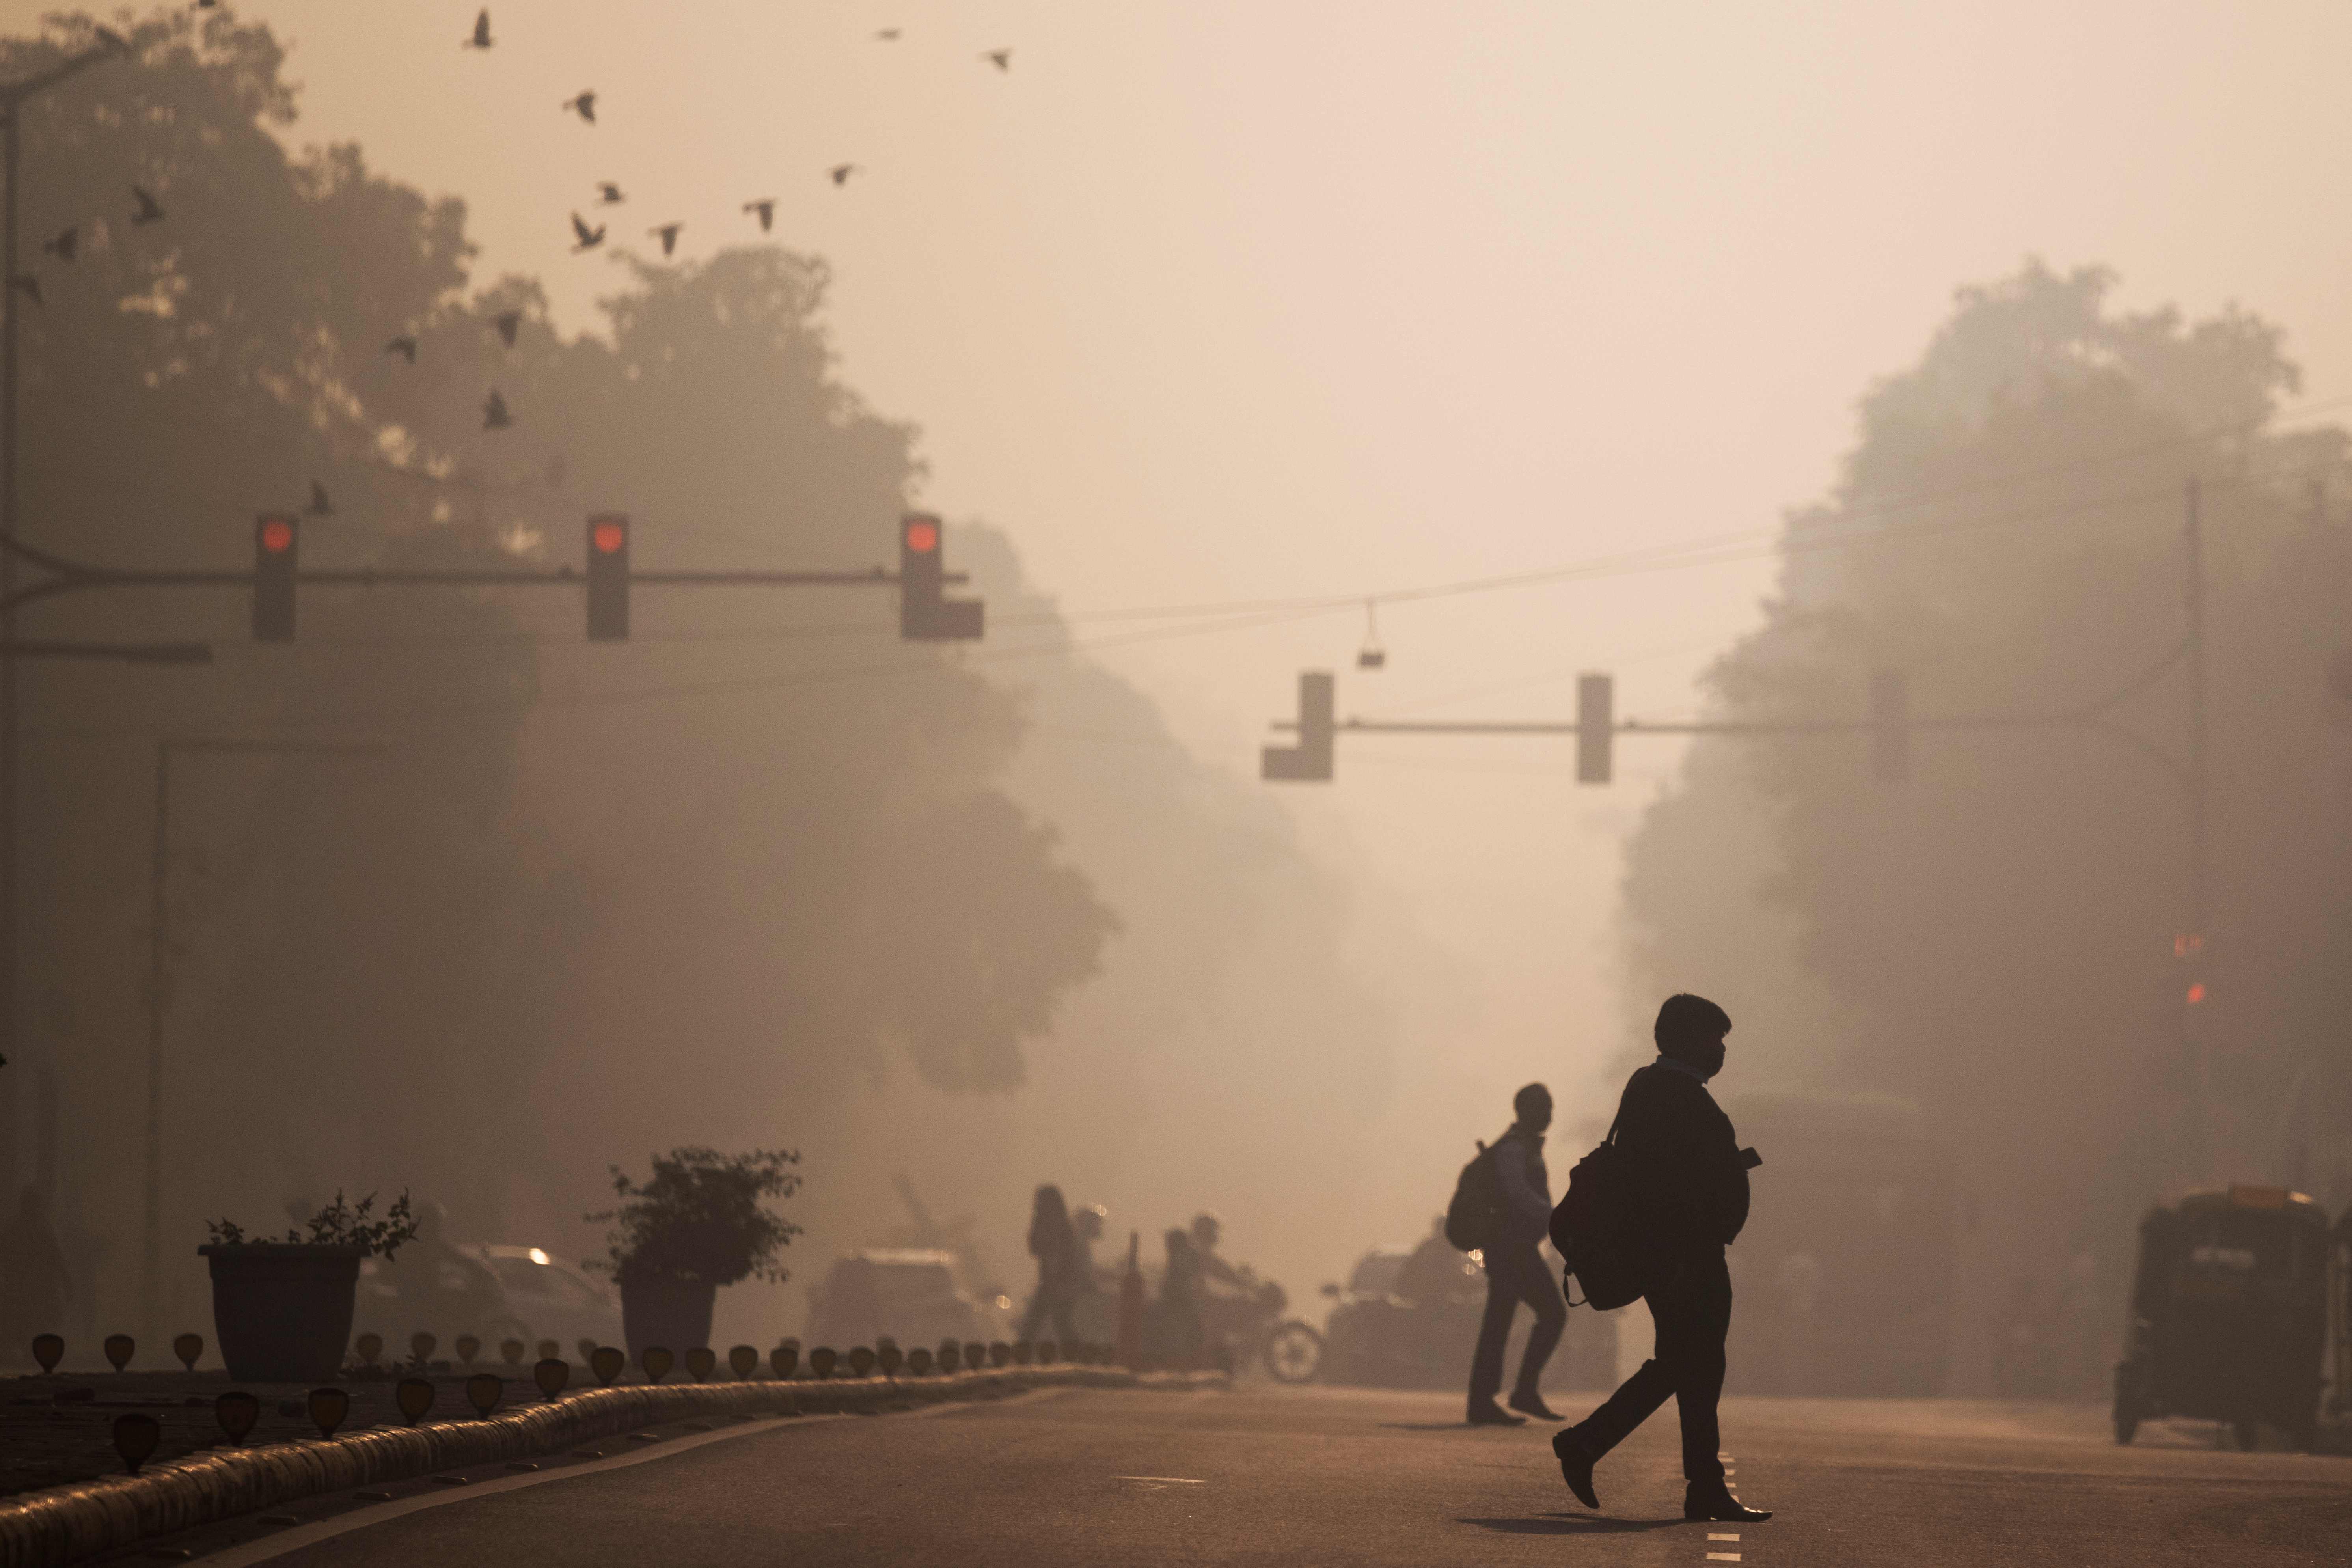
[141,736,382,1341]
[0,26,128,1084]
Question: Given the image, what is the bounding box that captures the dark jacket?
[1613,1062,1750,1252]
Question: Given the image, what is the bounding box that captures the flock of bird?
[416,7,1017,431]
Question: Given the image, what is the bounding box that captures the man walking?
[1553,994,1771,1522]
[1467,1082,1567,1425]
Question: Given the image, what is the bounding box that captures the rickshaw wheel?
[2230,1418,2260,1451]
[1264,1320,1324,1384]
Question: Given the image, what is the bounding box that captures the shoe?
[1552,1428,1599,1509]
[1684,1484,1771,1522]
[1465,1398,1526,1426]
[1508,1390,1565,1421]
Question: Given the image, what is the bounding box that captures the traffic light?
[253,513,298,642]
[1576,673,1613,784]
[1262,671,1334,782]
[1871,669,1909,783]
[899,513,983,640]
[586,513,629,641]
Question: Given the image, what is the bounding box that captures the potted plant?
[200,1191,419,1382]
[589,1148,800,1359]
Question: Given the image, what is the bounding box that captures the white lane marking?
[1116,1475,1204,1484]
[1705,1555,1741,1562]
[1708,1534,1740,1542]
[195,1392,1055,1566]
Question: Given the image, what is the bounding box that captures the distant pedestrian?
[1467,1083,1567,1425]
[1552,994,1771,1523]
[1146,1227,1205,1367]
[1019,1185,1082,1345]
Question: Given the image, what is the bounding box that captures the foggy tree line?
[2,13,1400,1334]
[1620,261,2352,1386]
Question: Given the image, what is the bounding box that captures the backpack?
[1549,1111,1650,1311]
[1443,1138,1508,1252]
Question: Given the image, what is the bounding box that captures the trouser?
[1468,1240,1566,1403]
[1021,1287,1078,1346]
[1573,1247,1731,1485]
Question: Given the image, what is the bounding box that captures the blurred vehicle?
[2113,1184,2330,1451]
[1315,1237,1614,1390]
[1718,1091,1956,1396]
[457,1244,621,1355]
[353,1240,621,1358]
[806,1248,1012,1349]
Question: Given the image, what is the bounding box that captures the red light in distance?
[591,520,626,554]
[2186,982,2207,1005]
[904,519,939,554]
[259,518,294,553]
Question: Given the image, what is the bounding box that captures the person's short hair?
[1513,1082,1551,1119]
[1654,993,1731,1056]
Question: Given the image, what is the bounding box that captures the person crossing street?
[1465,1082,1567,1425]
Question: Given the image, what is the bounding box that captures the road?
[186,1384,2352,1567]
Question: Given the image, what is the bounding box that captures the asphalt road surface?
[196,1384,2352,1567]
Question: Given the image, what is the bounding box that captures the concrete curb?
[0,1365,1223,1568]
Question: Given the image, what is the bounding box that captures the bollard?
[847,1346,876,1378]
[907,1346,934,1376]
[499,1338,526,1367]
[534,1357,570,1399]
[455,1333,482,1367]
[173,1332,205,1371]
[465,1372,503,1417]
[877,1342,904,1377]
[307,1386,350,1439]
[640,1346,674,1384]
[728,1344,759,1380]
[538,1338,562,1364]
[1012,1341,1034,1366]
[769,1344,798,1380]
[576,1337,598,1366]
[589,1346,625,1386]
[395,1378,434,1426]
[103,1334,134,1372]
[112,1413,161,1475]
[354,1332,384,1367]
[684,1346,716,1382]
[936,1342,960,1374]
[214,1391,260,1445]
[807,1346,836,1380]
[410,1332,438,1366]
[30,1333,62,1374]
[965,1342,987,1373]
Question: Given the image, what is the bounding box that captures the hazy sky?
[19,0,2352,1286]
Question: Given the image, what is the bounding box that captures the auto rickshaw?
[2112,1184,2331,1450]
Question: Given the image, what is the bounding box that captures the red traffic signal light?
[253,513,298,641]
[899,513,981,640]
[585,513,629,640]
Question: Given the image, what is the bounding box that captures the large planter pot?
[199,1243,363,1383]
[621,1276,717,1359]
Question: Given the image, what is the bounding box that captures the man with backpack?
[1465,1082,1567,1425]
[1551,994,1771,1523]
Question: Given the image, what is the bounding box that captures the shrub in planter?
[200,1191,419,1383]
[588,1148,800,1362]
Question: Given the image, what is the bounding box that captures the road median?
[0,1365,1224,1568]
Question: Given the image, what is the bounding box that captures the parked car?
[351,1240,621,1361]
[805,1248,1010,1349]
[1316,1236,1615,1391]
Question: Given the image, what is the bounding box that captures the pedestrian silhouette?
[1144,1227,1205,1367]
[1019,1185,1082,1346]
[1552,994,1771,1523]
[1466,1083,1566,1424]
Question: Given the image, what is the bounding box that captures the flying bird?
[569,212,605,251]
[9,276,40,308]
[596,181,624,205]
[493,310,521,347]
[982,48,1010,71]
[742,199,775,233]
[42,227,75,263]
[464,9,492,49]
[131,186,165,225]
[482,389,512,431]
[828,163,859,187]
[875,28,900,40]
[307,480,332,517]
[562,90,596,125]
[384,335,417,363]
[649,223,682,257]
